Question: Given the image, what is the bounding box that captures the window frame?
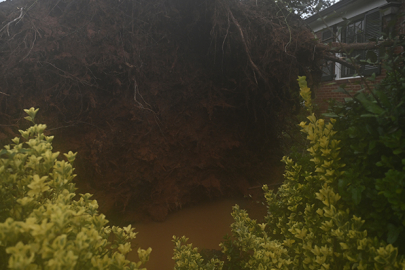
[320,27,336,81]
[320,9,382,81]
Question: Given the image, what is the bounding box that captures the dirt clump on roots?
[0,0,322,222]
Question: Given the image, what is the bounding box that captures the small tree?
[0,108,151,270]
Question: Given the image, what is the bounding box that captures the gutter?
[305,0,365,24]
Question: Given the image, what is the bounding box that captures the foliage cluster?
[325,36,405,251]
[173,76,405,269]
[0,108,151,270]
[172,236,224,270]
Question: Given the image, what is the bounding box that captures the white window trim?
[309,0,387,33]
[334,24,364,81]
[314,0,401,81]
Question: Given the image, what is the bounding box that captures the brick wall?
[314,68,387,112]
[313,1,405,113]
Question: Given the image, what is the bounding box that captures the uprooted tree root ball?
[0,0,322,221]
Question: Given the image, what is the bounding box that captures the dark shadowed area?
[0,0,321,221]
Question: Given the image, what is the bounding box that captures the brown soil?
[0,0,321,221]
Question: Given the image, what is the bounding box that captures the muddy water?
[127,198,267,270]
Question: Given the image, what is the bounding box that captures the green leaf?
[365,124,374,135]
[348,127,358,138]
[374,89,391,108]
[368,141,376,153]
[344,97,353,102]
[322,113,338,118]
[0,149,8,157]
[24,116,33,122]
[367,72,377,82]
[351,186,365,205]
[338,179,349,197]
[365,50,378,63]
[356,93,385,115]
[361,114,378,118]
[387,224,402,244]
[332,87,347,93]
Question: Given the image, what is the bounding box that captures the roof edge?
[305,0,360,23]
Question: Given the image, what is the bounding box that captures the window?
[340,10,381,78]
[320,9,382,81]
[321,29,335,81]
[341,19,364,77]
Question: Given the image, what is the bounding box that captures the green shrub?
[174,76,405,269]
[0,108,151,270]
[217,77,405,269]
[325,38,405,250]
[172,236,224,270]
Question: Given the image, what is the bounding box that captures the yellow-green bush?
[172,236,223,270]
[173,77,405,270]
[0,108,151,270]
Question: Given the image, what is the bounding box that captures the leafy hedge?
[0,108,151,270]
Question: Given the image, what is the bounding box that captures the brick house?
[305,0,405,112]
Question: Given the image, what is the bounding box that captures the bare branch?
[316,40,395,53]
[0,91,10,96]
[323,54,359,70]
[43,61,95,87]
[0,8,24,36]
[20,30,37,62]
[228,9,265,84]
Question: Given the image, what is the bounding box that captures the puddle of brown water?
[127,198,267,270]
